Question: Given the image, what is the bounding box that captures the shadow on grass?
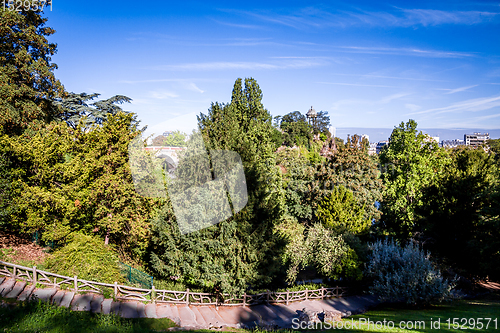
[0,299,176,333]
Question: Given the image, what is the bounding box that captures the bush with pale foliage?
[365,239,453,306]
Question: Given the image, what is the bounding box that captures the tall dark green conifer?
[0,6,64,136]
[149,78,286,293]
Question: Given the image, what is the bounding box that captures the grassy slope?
[1,294,499,332]
[322,297,500,332]
[0,299,176,333]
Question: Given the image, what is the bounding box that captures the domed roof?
[306,106,317,117]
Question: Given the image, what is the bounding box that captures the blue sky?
[45,0,500,141]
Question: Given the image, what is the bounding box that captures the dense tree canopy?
[150,131,187,147]
[6,0,500,296]
[149,78,287,293]
[378,120,447,239]
[314,135,383,223]
[0,7,63,136]
[416,147,500,279]
[316,185,370,235]
[5,112,158,257]
[277,111,312,147]
[0,1,498,289]
[54,92,133,129]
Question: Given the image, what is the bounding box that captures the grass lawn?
[0,298,176,333]
[296,294,500,333]
[192,294,500,333]
[1,293,499,332]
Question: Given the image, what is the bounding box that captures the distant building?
[464,132,489,147]
[441,139,465,148]
[368,142,377,155]
[424,135,439,144]
[163,131,173,137]
[376,140,389,154]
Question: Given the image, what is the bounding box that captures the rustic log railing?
[0,260,348,305]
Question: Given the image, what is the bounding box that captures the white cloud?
[183,82,204,94]
[151,59,327,71]
[380,93,411,103]
[331,73,449,82]
[337,46,475,58]
[230,6,500,30]
[212,20,262,29]
[148,91,179,99]
[409,95,500,115]
[438,85,478,94]
[318,82,397,88]
[119,78,223,84]
[405,103,421,112]
[399,8,499,26]
[330,92,410,110]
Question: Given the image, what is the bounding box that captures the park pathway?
[0,276,379,329]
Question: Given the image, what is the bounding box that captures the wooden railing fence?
[0,260,348,306]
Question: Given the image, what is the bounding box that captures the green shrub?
[365,239,454,306]
[46,233,125,284]
[316,185,370,235]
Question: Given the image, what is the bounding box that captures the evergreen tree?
[276,147,315,223]
[149,78,286,293]
[316,185,370,235]
[417,146,500,279]
[0,6,64,136]
[314,134,383,223]
[7,112,158,257]
[54,92,134,129]
[315,111,331,135]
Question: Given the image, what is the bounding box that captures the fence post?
[336,286,339,298]
[266,290,270,304]
[321,287,324,300]
[186,288,190,305]
[243,292,247,307]
[151,285,156,304]
[305,288,308,301]
[286,289,290,305]
[33,266,37,285]
[114,282,118,299]
[13,266,16,278]
[74,276,78,292]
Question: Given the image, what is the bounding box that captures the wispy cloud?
[380,93,411,103]
[337,46,475,58]
[331,92,411,110]
[405,103,421,112]
[408,95,500,115]
[226,6,500,30]
[151,59,328,71]
[212,19,262,29]
[330,73,449,82]
[438,84,478,94]
[318,82,397,88]
[119,78,224,84]
[183,82,204,94]
[398,8,500,26]
[148,90,179,99]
